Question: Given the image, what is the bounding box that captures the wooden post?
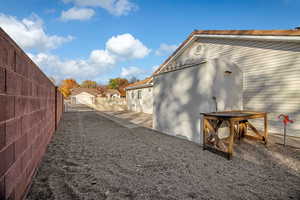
[227,120,235,160]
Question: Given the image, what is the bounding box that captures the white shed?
[125,77,153,114]
[153,29,300,143]
[105,89,121,99]
[70,88,101,105]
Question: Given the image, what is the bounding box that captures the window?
[148,88,152,92]
[137,90,142,99]
[131,91,134,99]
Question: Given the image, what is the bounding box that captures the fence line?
[0,27,64,200]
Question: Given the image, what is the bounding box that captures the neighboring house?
[153,29,300,144]
[125,77,153,114]
[105,89,121,98]
[70,88,101,105]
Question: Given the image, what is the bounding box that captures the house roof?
[70,88,101,96]
[153,29,300,75]
[105,89,120,95]
[118,88,126,97]
[192,29,300,36]
[125,77,153,90]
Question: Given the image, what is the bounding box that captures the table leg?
[239,120,248,138]
[264,114,268,145]
[202,118,206,150]
[227,120,235,160]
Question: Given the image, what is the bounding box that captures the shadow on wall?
[153,58,243,144]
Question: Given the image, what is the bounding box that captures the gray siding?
[166,38,300,137]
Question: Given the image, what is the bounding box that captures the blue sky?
[0,0,299,84]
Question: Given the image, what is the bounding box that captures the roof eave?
[71,92,97,96]
[154,30,300,76]
[125,83,153,90]
[194,33,300,42]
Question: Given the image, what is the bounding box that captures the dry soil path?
[26,105,300,200]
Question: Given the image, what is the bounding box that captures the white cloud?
[60,7,95,21]
[28,33,149,81]
[121,66,145,78]
[155,43,178,56]
[106,33,150,59]
[89,49,116,66]
[152,65,159,72]
[0,13,74,51]
[28,51,114,81]
[62,0,137,16]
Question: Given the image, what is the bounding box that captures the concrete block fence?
[0,28,64,200]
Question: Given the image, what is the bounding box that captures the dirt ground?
[26,105,300,200]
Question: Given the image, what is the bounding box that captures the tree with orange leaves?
[108,78,129,90]
[81,80,97,88]
[59,78,79,97]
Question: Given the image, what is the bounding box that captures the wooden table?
[201,111,268,159]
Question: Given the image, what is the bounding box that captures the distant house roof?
[118,88,126,97]
[70,88,101,96]
[153,29,300,75]
[105,89,120,95]
[125,77,153,90]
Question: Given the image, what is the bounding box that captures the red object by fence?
[278,114,294,125]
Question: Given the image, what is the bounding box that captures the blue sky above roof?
[0,0,299,84]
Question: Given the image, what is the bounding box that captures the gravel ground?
[102,110,153,129]
[26,105,300,200]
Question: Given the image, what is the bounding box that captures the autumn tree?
[108,78,129,90]
[59,78,79,97]
[59,87,71,97]
[81,80,97,88]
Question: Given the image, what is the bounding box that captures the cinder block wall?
[0,28,64,200]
